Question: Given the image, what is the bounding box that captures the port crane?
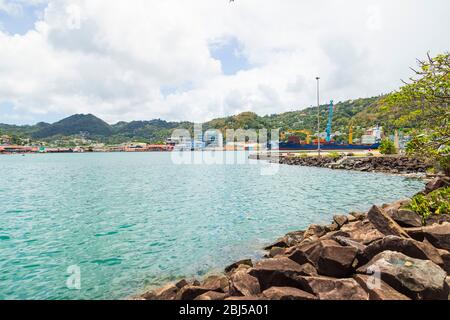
[326,100,334,143]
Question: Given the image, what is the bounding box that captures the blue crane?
[326,100,334,143]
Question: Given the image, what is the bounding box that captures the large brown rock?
[424,176,450,194]
[303,224,328,239]
[438,249,450,274]
[262,287,317,300]
[426,214,450,226]
[225,296,262,301]
[142,283,179,300]
[314,241,358,277]
[287,248,314,265]
[358,235,444,267]
[202,274,230,293]
[268,246,286,258]
[230,269,261,297]
[264,231,304,250]
[176,286,211,300]
[340,220,384,244]
[357,251,447,300]
[225,259,253,273]
[383,199,412,216]
[332,236,367,253]
[248,257,317,290]
[406,223,450,251]
[353,274,410,300]
[446,277,450,300]
[333,215,349,228]
[367,205,411,238]
[297,276,369,300]
[391,209,423,228]
[195,291,228,300]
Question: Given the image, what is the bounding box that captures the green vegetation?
[409,187,450,223]
[0,97,382,145]
[327,152,341,159]
[379,139,397,155]
[377,52,449,174]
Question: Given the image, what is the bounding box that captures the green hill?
[31,114,112,138]
[0,95,414,145]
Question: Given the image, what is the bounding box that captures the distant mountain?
[32,114,112,138]
[1,95,418,144]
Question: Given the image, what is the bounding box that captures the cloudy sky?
[0,0,449,125]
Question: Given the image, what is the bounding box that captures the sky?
[0,0,449,125]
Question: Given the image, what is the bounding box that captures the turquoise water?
[0,152,423,300]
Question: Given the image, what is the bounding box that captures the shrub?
[379,139,397,155]
[409,187,450,223]
[327,152,341,159]
[347,152,355,157]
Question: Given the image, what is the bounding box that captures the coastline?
[137,168,450,301]
[250,153,432,178]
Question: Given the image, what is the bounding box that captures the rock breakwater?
[137,177,450,301]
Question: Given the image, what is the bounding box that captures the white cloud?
[0,0,449,124]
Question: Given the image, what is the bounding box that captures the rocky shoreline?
[137,176,450,301]
[250,154,431,176]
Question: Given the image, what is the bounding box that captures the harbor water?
[0,152,424,299]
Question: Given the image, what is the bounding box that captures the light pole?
[316,77,321,157]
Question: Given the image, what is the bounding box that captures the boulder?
[176,286,211,300]
[142,283,179,300]
[391,209,423,228]
[340,220,384,244]
[230,269,261,297]
[426,214,450,226]
[264,231,305,250]
[297,276,369,300]
[412,223,450,252]
[315,242,358,278]
[333,215,349,228]
[446,277,450,300]
[287,248,314,266]
[303,224,328,239]
[353,274,410,300]
[248,257,317,290]
[195,291,228,300]
[225,259,253,273]
[175,279,189,289]
[438,249,450,274]
[202,275,230,293]
[424,176,450,194]
[357,251,447,300]
[367,205,411,238]
[358,235,444,267]
[225,296,262,301]
[349,212,367,221]
[383,199,412,216]
[332,236,367,254]
[326,222,339,232]
[262,287,317,300]
[269,246,286,258]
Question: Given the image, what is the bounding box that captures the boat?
[275,141,380,151]
[273,100,381,151]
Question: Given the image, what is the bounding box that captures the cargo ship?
[275,141,380,151]
[272,100,381,151]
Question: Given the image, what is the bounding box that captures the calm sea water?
[0,152,423,300]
